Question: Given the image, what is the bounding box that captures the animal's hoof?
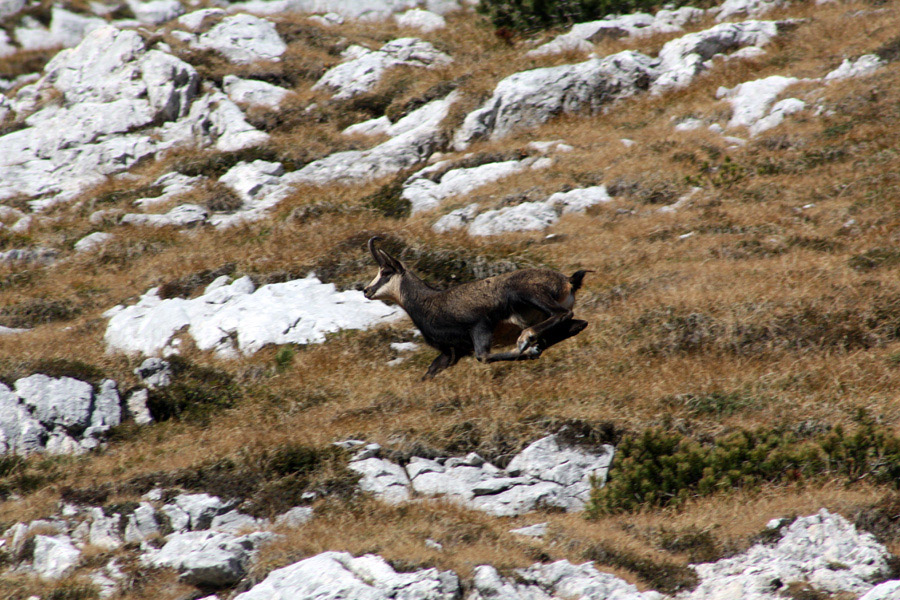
[524,345,542,358]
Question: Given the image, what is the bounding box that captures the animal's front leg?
[423,350,456,380]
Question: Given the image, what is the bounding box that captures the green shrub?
[588,418,900,515]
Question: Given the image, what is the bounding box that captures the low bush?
[588,417,900,514]
[478,0,686,32]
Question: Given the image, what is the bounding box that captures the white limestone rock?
[157,89,268,153]
[172,493,234,530]
[860,581,900,600]
[104,275,402,357]
[453,51,656,149]
[395,9,446,32]
[652,20,782,94]
[314,38,451,99]
[210,510,267,534]
[15,7,106,51]
[349,457,412,504]
[431,202,479,233]
[718,74,805,134]
[15,374,93,435]
[468,202,559,237]
[404,158,535,214]
[0,26,199,204]
[127,0,184,24]
[146,530,272,587]
[824,54,883,81]
[74,232,113,252]
[0,384,47,455]
[121,203,209,227]
[716,0,785,21]
[87,507,123,550]
[194,14,286,64]
[0,0,24,19]
[134,358,172,389]
[125,389,154,425]
[223,75,290,107]
[289,92,457,186]
[178,8,226,30]
[510,522,547,538]
[470,561,662,600]
[685,509,891,599]
[134,172,203,208]
[275,506,314,528]
[527,7,704,57]
[124,503,160,542]
[32,535,81,579]
[343,115,392,137]
[233,551,460,600]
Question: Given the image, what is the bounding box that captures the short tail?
[569,270,593,293]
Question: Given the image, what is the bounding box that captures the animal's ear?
[378,248,406,273]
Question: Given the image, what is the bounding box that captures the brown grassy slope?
[3,1,900,597]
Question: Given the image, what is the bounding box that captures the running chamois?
[363,236,590,379]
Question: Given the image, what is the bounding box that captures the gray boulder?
[223,75,290,108]
[314,38,451,99]
[452,51,656,149]
[14,374,94,435]
[651,20,782,93]
[121,204,209,227]
[157,89,269,153]
[0,384,47,455]
[290,92,457,186]
[147,530,272,587]
[0,0,24,19]
[134,358,172,389]
[87,507,123,550]
[349,457,411,504]
[32,535,81,580]
[124,502,160,542]
[194,14,286,64]
[0,26,199,203]
[126,0,185,24]
[233,551,460,600]
[470,561,663,600]
[125,389,154,425]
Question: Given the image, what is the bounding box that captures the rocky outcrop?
[527,7,704,57]
[686,510,891,599]
[233,551,460,600]
[314,37,451,99]
[104,274,402,357]
[453,51,655,149]
[1,375,122,455]
[349,435,614,517]
[145,530,273,586]
[223,75,290,107]
[289,92,457,186]
[0,26,199,205]
[193,14,286,64]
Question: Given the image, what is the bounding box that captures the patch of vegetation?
[478,0,689,32]
[274,346,295,371]
[94,236,172,269]
[0,357,105,387]
[174,147,285,178]
[145,356,238,424]
[0,455,68,501]
[201,181,244,213]
[634,296,900,356]
[362,174,412,219]
[608,172,685,204]
[583,542,699,594]
[45,582,100,600]
[0,298,81,329]
[123,443,358,517]
[685,156,747,188]
[656,525,724,563]
[848,247,900,272]
[876,36,900,63]
[157,262,236,299]
[662,391,761,417]
[385,80,460,122]
[92,183,164,206]
[588,416,900,514]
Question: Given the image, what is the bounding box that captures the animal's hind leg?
[472,321,540,363]
[533,319,588,351]
[516,296,574,352]
[423,350,457,380]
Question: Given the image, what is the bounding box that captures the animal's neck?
[398,272,438,308]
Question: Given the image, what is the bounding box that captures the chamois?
[363,236,590,379]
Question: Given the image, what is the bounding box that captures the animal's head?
[364,236,406,303]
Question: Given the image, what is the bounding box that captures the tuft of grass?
[583,542,699,594]
[145,356,238,424]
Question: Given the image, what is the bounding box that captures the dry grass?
[4,0,900,597]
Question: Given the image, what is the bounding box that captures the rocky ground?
[3,0,900,598]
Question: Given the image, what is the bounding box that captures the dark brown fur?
[364,237,589,378]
